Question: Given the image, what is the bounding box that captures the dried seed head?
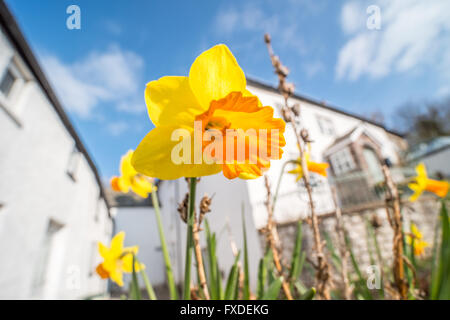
[291,103,300,117]
[198,194,212,226]
[370,213,382,229]
[177,193,189,223]
[279,81,294,98]
[281,107,292,122]
[300,128,312,143]
[264,33,271,44]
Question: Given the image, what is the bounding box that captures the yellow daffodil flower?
[111,150,156,198]
[406,223,429,257]
[96,231,145,287]
[131,44,286,180]
[408,163,449,202]
[288,152,329,181]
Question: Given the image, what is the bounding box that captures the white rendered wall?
[112,207,167,287]
[0,28,112,299]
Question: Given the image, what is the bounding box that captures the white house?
[0,2,112,299]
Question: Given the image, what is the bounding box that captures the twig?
[264,33,331,300]
[193,213,210,300]
[382,165,408,300]
[264,175,294,300]
[331,187,352,300]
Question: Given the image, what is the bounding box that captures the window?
[317,116,335,136]
[67,146,81,181]
[363,147,384,183]
[0,59,24,101]
[32,219,64,293]
[329,147,355,175]
[0,57,30,123]
[0,68,16,97]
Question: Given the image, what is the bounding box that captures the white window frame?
[0,55,31,124]
[329,147,355,175]
[67,146,81,181]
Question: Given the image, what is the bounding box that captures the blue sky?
[5,0,450,179]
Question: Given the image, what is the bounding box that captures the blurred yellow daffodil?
[406,223,429,257]
[111,150,156,198]
[288,153,329,181]
[96,231,145,287]
[131,44,285,180]
[408,163,449,202]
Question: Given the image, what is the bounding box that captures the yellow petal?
[132,125,222,180]
[130,176,153,198]
[416,163,427,179]
[189,44,246,109]
[109,269,124,287]
[238,172,260,179]
[98,242,110,259]
[146,76,204,127]
[122,253,145,273]
[411,223,422,239]
[121,150,135,174]
[408,187,422,202]
[110,231,125,257]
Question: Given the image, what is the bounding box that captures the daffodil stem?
[183,178,197,299]
[273,160,296,210]
[135,255,157,300]
[131,254,142,300]
[151,189,178,300]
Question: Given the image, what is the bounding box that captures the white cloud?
[106,121,128,136]
[336,0,450,81]
[215,4,278,36]
[303,60,325,78]
[103,20,123,36]
[41,45,144,117]
[340,1,365,35]
[116,99,146,114]
[213,2,317,57]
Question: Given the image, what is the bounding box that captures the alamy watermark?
[366,5,381,30]
[66,5,81,30]
[366,265,381,289]
[170,121,281,165]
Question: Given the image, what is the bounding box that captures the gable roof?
[246,78,403,138]
[323,123,383,157]
[0,1,110,212]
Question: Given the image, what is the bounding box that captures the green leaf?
[431,200,450,299]
[205,220,218,299]
[324,231,342,271]
[242,205,250,300]
[289,221,304,282]
[225,251,241,300]
[262,276,283,300]
[257,248,272,299]
[345,235,373,300]
[299,287,316,300]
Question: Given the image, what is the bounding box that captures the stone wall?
[259,196,441,287]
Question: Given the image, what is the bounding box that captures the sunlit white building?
[0,2,112,299]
